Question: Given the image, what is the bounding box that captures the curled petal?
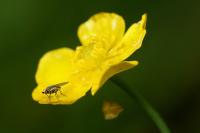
[107,14,147,65]
[91,61,138,95]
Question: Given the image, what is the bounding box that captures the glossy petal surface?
[32,13,147,105]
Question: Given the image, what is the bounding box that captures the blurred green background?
[1,0,200,133]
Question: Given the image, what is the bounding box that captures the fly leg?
[46,94,51,103]
[46,93,50,98]
[59,90,66,96]
[55,91,58,97]
[55,91,60,101]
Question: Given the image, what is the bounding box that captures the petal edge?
[107,14,147,65]
[91,61,139,95]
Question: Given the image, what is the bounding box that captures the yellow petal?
[32,71,92,105]
[91,61,138,95]
[35,48,75,85]
[32,47,95,104]
[74,43,108,71]
[107,14,147,65]
[78,12,125,50]
[102,101,124,120]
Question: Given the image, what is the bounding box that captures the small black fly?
[42,82,68,97]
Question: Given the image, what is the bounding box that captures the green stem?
[111,77,171,133]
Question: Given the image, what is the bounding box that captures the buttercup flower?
[32,12,147,105]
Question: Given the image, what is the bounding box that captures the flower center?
[75,42,108,71]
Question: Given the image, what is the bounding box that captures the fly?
[42,82,68,97]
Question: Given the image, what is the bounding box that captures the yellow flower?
[32,12,147,105]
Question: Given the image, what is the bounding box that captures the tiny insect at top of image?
[42,82,68,97]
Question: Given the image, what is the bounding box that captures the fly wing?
[55,82,68,87]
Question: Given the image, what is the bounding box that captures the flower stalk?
[111,77,171,133]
